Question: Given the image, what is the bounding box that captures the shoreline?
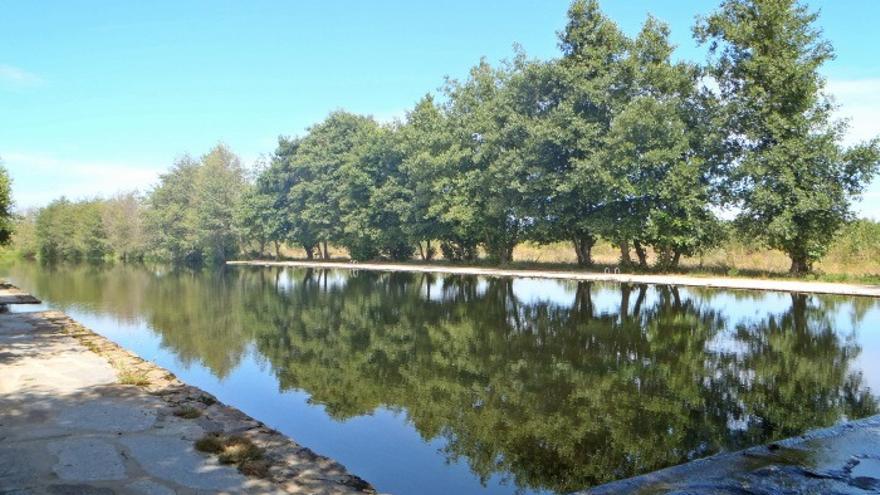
[0,299,375,494]
[228,260,880,298]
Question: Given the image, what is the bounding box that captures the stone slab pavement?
[0,311,373,495]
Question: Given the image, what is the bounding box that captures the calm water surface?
[3,260,880,494]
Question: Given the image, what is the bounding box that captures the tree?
[0,160,13,246]
[268,137,321,258]
[236,184,274,258]
[357,124,414,260]
[439,58,532,263]
[600,17,722,269]
[192,144,247,263]
[102,191,146,261]
[144,155,200,263]
[287,112,377,259]
[397,96,451,260]
[10,209,39,258]
[696,0,880,274]
[34,198,109,261]
[525,0,630,266]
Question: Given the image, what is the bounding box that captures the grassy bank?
[265,221,880,285]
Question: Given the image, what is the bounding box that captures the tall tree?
[440,58,531,263]
[527,0,630,266]
[192,144,247,263]
[268,137,322,258]
[236,154,296,259]
[0,160,13,246]
[144,155,200,263]
[102,191,146,261]
[601,17,722,269]
[696,0,880,273]
[35,198,109,261]
[397,96,452,260]
[288,112,375,259]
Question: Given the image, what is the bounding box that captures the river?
[3,260,879,494]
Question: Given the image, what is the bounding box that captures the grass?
[195,433,269,477]
[217,436,263,465]
[255,237,880,285]
[194,434,225,454]
[116,367,151,386]
[173,406,202,419]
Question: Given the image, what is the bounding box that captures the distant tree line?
[12,145,245,264]
[8,0,880,273]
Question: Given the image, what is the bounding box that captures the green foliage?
[145,145,246,264]
[102,192,147,261]
[144,156,201,263]
[192,145,247,263]
[696,0,880,273]
[601,17,724,268]
[0,163,13,246]
[10,210,39,258]
[35,198,110,261]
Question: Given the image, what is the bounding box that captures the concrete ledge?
[228,260,880,298]
[0,284,41,304]
[581,414,880,494]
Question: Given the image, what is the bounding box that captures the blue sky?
[2,1,879,217]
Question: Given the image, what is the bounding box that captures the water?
[2,260,879,495]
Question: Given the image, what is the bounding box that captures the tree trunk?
[273,240,281,260]
[619,240,631,265]
[671,250,681,269]
[671,286,682,308]
[574,282,594,317]
[633,285,647,315]
[418,242,426,261]
[304,244,315,260]
[322,240,330,260]
[425,240,433,260]
[789,253,811,275]
[620,284,631,318]
[572,236,596,267]
[633,241,648,268]
[791,293,807,332]
[497,245,514,264]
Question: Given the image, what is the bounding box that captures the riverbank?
[228,260,880,298]
[0,304,375,494]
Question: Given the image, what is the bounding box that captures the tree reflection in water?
[5,262,877,493]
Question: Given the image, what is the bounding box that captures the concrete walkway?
[0,310,375,495]
[228,260,880,298]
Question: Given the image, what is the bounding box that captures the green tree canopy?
[696,0,880,273]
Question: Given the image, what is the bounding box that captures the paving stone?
[48,438,127,481]
[55,400,157,433]
[0,443,56,490]
[119,435,246,491]
[127,479,176,495]
[46,485,115,495]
